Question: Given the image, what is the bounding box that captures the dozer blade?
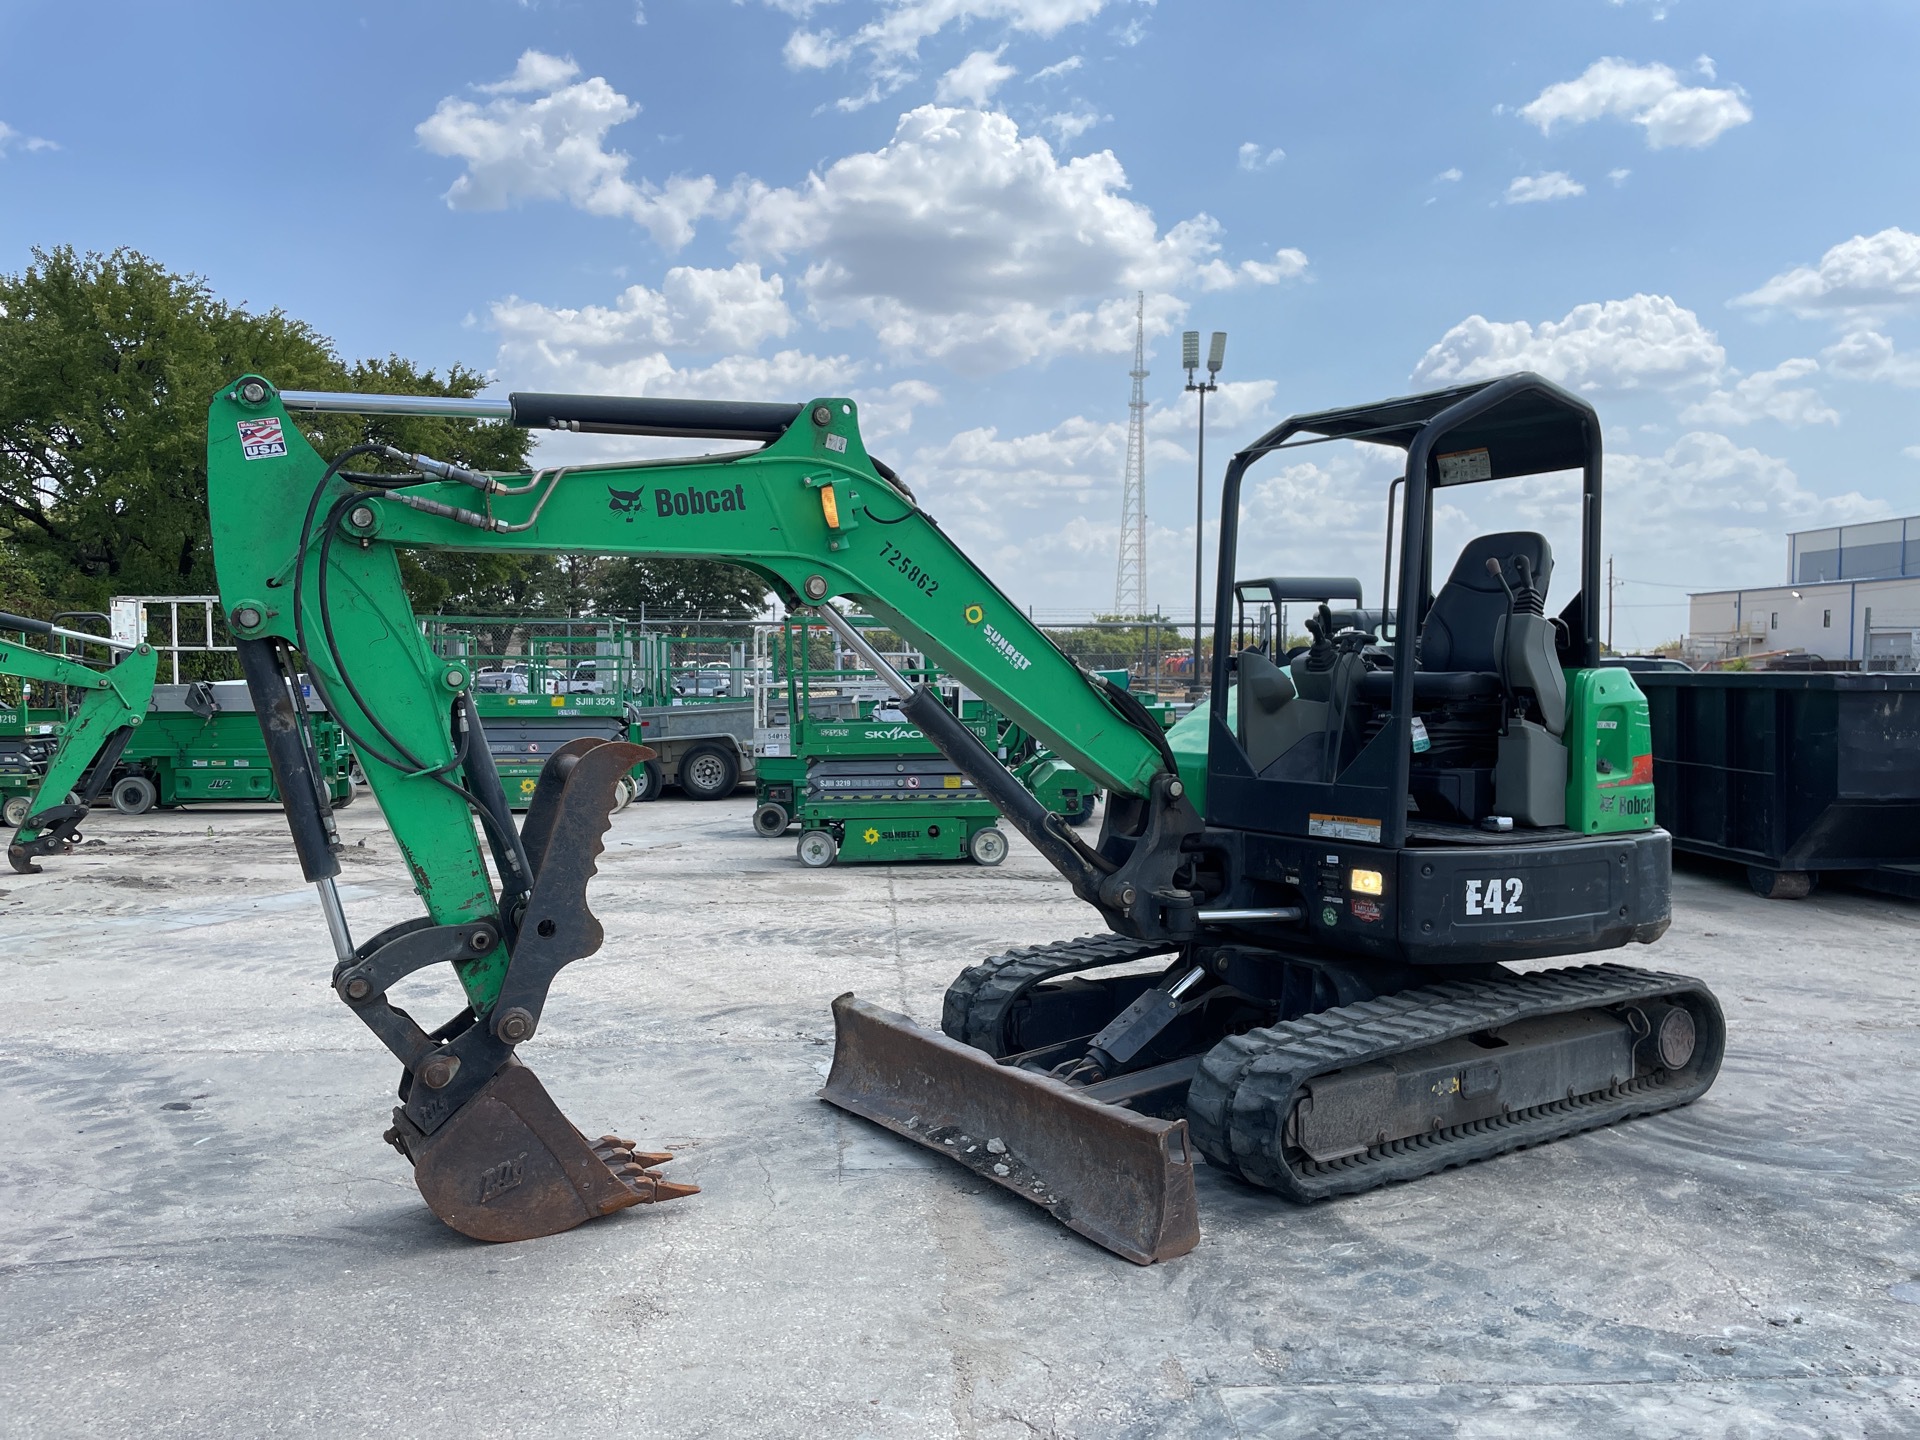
[821,993,1199,1265]
[387,1059,696,1243]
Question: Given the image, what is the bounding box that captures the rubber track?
[941,934,1180,1054]
[1185,962,1722,1198]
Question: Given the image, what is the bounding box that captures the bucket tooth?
[821,992,1199,1265]
[388,1059,696,1242]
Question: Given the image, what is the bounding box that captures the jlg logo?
[479,1153,527,1204]
[1464,877,1525,916]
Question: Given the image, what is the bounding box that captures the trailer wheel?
[1746,866,1813,900]
[111,775,158,816]
[331,786,356,810]
[968,827,1009,867]
[2,795,29,828]
[753,802,791,837]
[797,829,839,868]
[1067,792,1097,827]
[629,759,663,803]
[679,744,739,800]
[610,776,636,814]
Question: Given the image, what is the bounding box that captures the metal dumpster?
[1636,671,1920,898]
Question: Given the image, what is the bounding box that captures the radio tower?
[1112,292,1149,619]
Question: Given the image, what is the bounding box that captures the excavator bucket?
[387,1060,695,1243]
[821,994,1199,1264]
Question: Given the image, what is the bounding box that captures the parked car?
[473,665,531,694]
[551,660,609,695]
[672,668,730,698]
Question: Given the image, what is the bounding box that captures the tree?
[0,248,559,627]
[0,247,344,611]
[594,558,769,622]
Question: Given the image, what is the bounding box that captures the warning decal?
[1308,813,1382,844]
[1436,447,1492,484]
[238,417,288,460]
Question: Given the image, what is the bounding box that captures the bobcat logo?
[607,485,647,521]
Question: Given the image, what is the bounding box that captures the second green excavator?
[206,372,1723,1261]
[3,612,158,873]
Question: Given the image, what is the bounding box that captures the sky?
[2,0,1918,647]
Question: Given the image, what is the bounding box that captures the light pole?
[1183,329,1226,694]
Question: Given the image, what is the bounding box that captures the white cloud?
[1519,57,1752,149]
[735,106,1305,371]
[1609,0,1675,17]
[1821,329,1920,387]
[490,263,793,356]
[1504,171,1585,204]
[0,121,57,156]
[417,51,723,250]
[1236,446,1406,598]
[1604,432,1886,584]
[779,0,1110,103]
[1904,444,1920,461]
[936,47,1018,105]
[1413,294,1725,392]
[1029,56,1084,81]
[1237,142,1285,172]
[1694,54,1716,80]
[1435,167,1463,183]
[1608,167,1632,185]
[1039,105,1105,144]
[479,50,583,93]
[1678,357,1839,426]
[852,378,943,441]
[1733,229,1920,318]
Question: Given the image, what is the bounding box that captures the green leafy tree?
[594,558,769,622]
[0,246,340,609]
[0,247,544,622]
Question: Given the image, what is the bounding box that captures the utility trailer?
[423,616,759,804]
[1637,669,1920,898]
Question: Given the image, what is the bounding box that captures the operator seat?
[1356,531,1553,706]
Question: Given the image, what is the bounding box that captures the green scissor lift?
[751,613,1099,866]
[107,679,357,814]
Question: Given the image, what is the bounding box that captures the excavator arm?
[206,376,1202,1246]
[2,616,158,873]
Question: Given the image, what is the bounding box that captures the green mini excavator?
[3,614,158,873]
[206,372,1723,1259]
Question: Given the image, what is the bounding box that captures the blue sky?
[3,0,1917,645]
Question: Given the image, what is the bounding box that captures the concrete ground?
[2,794,1918,1440]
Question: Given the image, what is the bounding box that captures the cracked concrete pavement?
[2,795,1918,1438]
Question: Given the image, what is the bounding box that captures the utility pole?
[1112,293,1149,620]
[1183,329,1226,695]
[1607,553,1614,654]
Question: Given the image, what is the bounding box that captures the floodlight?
[1182,331,1200,371]
[1207,331,1227,375]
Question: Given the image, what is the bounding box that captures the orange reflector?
[819,485,841,529]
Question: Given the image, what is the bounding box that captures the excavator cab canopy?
[1206,372,1605,849]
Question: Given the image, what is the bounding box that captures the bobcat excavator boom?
[207,377,1201,1248]
[3,615,158,873]
[209,373,1721,1260]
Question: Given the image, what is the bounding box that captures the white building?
[1686,515,1920,669]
